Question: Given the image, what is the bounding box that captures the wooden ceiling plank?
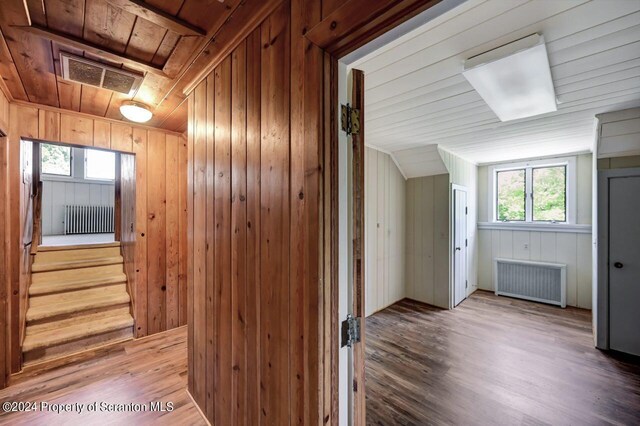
[144,0,184,16]
[160,0,242,79]
[80,84,112,116]
[26,0,46,26]
[83,0,136,53]
[306,0,442,57]
[151,30,180,66]
[0,0,59,106]
[0,27,28,101]
[125,17,169,64]
[18,24,169,77]
[106,0,206,36]
[159,98,187,133]
[176,0,228,36]
[146,0,280,128]
[44,0,85,37]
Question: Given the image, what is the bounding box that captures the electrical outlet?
[524,243,529,250]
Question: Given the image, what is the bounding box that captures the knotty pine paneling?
[187,1,325,424]
[0,86,9,132]
[2,104,188,387]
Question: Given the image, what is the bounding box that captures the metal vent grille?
[495,258,566,307]
[68,58,103,86]
[103,70,136,93]
[60,52,143,95]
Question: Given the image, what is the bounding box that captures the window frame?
[40,143,73,178]
[495,168,526,222]
[83,148,116,182]
[489,156,576,225]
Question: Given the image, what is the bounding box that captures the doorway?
[598,168,640,357]
[452,184,468,307]
[39,143,117,246]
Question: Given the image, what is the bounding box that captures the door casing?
[596,167,640,351]
[452,185,468,307]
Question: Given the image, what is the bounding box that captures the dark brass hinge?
[341,103,360,136]
[341,314,361,348]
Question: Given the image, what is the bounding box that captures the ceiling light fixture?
[462,34,557,122]
[120,101,153,123]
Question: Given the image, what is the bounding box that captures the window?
[41,143,71,176]
[532,166,566,222]
[496,169,525,221]
[85,149,115,180]
[490,157,574,224]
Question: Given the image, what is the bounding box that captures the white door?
[609,176,640,356]
[453,187,467,307]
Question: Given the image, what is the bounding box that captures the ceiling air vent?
[60,52,143,96]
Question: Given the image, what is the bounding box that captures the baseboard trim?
[186,388,211,426]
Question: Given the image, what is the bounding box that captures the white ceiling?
[350,0,640,178]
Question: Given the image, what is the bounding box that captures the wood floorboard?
[0,326,206,425]
[365,290,640,426]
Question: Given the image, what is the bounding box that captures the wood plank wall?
[119,153,137,318]
[187,0,329,424]
[0,87,9,389]
[2,102,188,385]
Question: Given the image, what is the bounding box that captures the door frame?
[306,1,446,424]
[451,184,468,308]
[596,166,640,350]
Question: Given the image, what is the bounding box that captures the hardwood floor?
[0,326,205,425]
[365,291,640,426]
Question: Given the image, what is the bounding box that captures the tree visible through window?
[533,166,566,222]
[41,144,71,176]
[495,164,567,223]
[497,169,525,221]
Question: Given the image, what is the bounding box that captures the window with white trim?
[41,143,72,176]
[489,157,576,224]
[85,149,116,181]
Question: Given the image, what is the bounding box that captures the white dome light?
[120,101,153,123]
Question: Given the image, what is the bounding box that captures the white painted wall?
[597,108,640,159]
[41,181,115,236]
[364,147,406,316]
[477,153,593,309]
[405,173,450,309]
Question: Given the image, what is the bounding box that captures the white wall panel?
[405,173,449,308]
[41,180,115,236]
[365,147,406,316]
[597,107,640,158]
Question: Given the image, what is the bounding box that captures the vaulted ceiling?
[0,0,276,132]
[351,0,640,177]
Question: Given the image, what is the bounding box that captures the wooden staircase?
[23,242,134,366]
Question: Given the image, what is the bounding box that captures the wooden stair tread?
[26,307,132,335]
[27,288,130,322]
[34,247,122,264]
[29,274,127,296]
[31,256,124,272]
[23,312,134,352]
[32,264,125,284]
[37,242,121,251]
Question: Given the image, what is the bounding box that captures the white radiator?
[494,258,566,308]
[64,205,114,235]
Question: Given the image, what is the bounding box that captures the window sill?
[477,222,592,234]
[41,175,115,185]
